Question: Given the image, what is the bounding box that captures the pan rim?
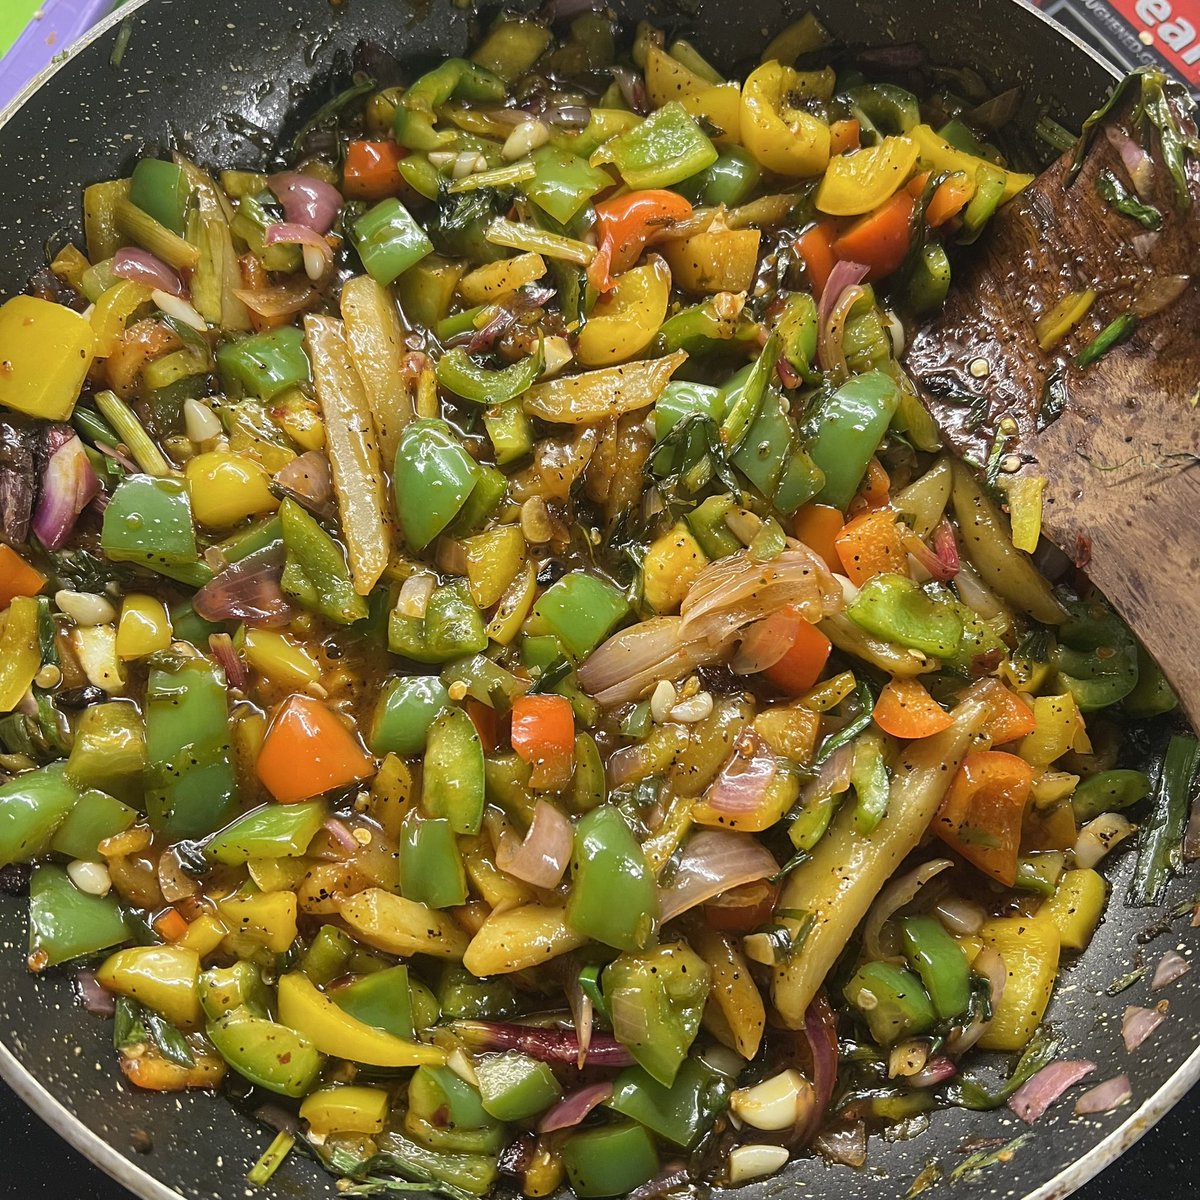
[0,3,1191,1200]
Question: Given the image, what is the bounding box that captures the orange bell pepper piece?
[343,140,409,200]
[873,678,954,740]
[794,221,838,298]
[466,698,498,754]
[761,610,832,695]
[1022,801,1078,853]
[907,170,975,226]
[792,503,844,573]
[256,694,375,803]
[981,684,1037,745]
[152,908,190,942]
[833,507,907,585]
[0,544,45,609]
[510,694,575,789]
[831,190,914,281]
[829,118,861,156]
[933,750,1035,886]
[588,190,694,293]
[854,456,891,511]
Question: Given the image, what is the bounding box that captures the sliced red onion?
[32,432,101,550]
[701,729,778,819]
[1133,274,1191,319]
[658,830,778,924]
[1151,949,1191,990]
[208,633,247,691]
[932,518,961,578]
[1008,1060,1095,1124]
[112,247,185,297]
[234,278,318,320]
[274,451,335,519]
[496,799,574,890]
[909,1055,957,1088]
[96,441,138,473]
[74,968,116,1017]
[817,259,870,328]
[625,1163,691,1200]
[1122,1004,1166,1051]
[862,858,954,961]
[578,616,719,707]
[460,285,556,354]
[1075,1073,1133,1115]
[194,542,298,629]
[610,65,649,115]
[814,1120,866,1167]
[264,223,334,281]
[543,104,592,130]
[452,1020,635,1066]
[1104,125,1154,196]
[730,607,806,675]
[269,171,342,234]
[322,815,360,854]
[801,994,840,1144]
[537,1082,613,1132]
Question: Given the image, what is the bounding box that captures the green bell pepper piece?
[520,634,600,727]
[906,242,952,314]
[850,732,890,835]
[807,370,902,510]
[436,346,543,406]
[847,574,964,658]
[65,701,145,801]
[562,1121,659,1198]
[653,297,758,360]
[1124,643,1178,717]
[567,807,657,952]
[471,16,554,82]
[1071,769,1152,822]
[900,915,971,1021]
[340,1132,498,1197]
[230,193,303,273]
[730,387,822,514]
[207,1006,324,1097]
[170,599,224,648]
[475,1052,562,1122]
[0,763,80,867]
[846,84,921,135]
[389,580,488,664]
[447,463,508,538]
[423,705,486,834]
[394,419,482,552]
[1051,599,1139,711]
[602,943,710,1086]
[483,402,534,466]
[843,960,936,1045]
[199,961,273,1020]
[408,1065,506,1154]
[937,117,991,157]
[678,145,762,206]
[49,790,138,861]
[607,1056,731,1149]
[370,676,450,756]
[144,654,237,840]
[399,813,468,909]
[788,787,835,851]
[205,800,325,865]
[943,602,1006,677]
[777,291,819,377]
[28,864,130,967]
[393,59,507,151]
[654,381,724,444]
[441,656,528,709]
[685,494,743,560]
[719,333,779,453]
[353,198,434,285]
[216,327,311,401]
[101,475,204,582]
[593,101,718,189]
[961,163,1007,241]
[437,963,518,1021]
[571,732,607,812]
[522,146,613,225]
[532,574,629,660]
[1015,851,1065,896]
[279,498,369,625]
[129,158,192,236]
[334,965,418,1039]
[300,925,356,986]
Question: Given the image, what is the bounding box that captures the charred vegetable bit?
[0,15,1185,1200]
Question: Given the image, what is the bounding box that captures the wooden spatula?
[903,76,1200,723]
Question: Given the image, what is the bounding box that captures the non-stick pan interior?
[0,3,1194,1200]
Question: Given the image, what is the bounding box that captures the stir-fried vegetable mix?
[0,9,1192,1197]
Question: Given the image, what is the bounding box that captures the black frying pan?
[0,1,1195,1198]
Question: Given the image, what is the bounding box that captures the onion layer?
[1008,1060,1095,1124]
[658,830,778,923]
[496,800,574,889]
[32,431,101,551]
[269,172,342,234]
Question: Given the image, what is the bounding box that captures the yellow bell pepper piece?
[0,596,42,713]
[642,522,708,614]
[815,136,920,216]
[761,14,830,66]
[740,62,832,176]
[0,296,95,420]
[1042,868,1107,952]
[681,83,743,144]
[462,525,527,609]
[577,256,672,367]
[277,972,446,1067]
[910,124,1034,203]
[96,945,204,1031]
[462,904,587,976]
[977,916,1060,1051]
[242,628,321,690]
[1002,473,1046,554]
[645,45,710,105]
[271,386,326,451]
[116,593,172,661]
[458,252,547,306]
[661,226,761,295]
[1019,692,1092,768]
[185,451,278,529]
[300,1085,390,1137]
[754,703,820,764]
[1036,289,1096,352]
[50,245,91,295]
[90,280,153,359]
[248,856,312,892]
[216,890,298,954]
[486,557,538,645]
[800,669,856,713]
[956,933,984,965]
[175,912,228,958]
